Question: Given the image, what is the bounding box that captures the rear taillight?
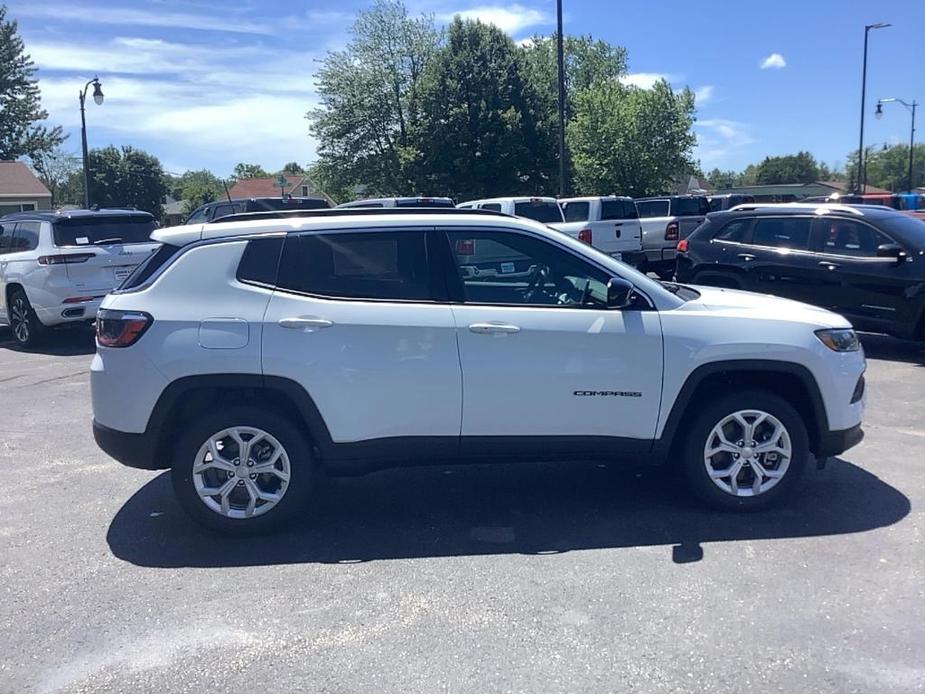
[665,222,679,241]
[38,253,95,265]
[677,239,689,253]
[96,309,152,348]
[578,228,593,245]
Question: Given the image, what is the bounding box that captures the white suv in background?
[457,196,565,224]
[0,210,159,347]
[91,208,866,534]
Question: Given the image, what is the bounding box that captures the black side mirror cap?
[876,243,906,260]
[607,277,635,308]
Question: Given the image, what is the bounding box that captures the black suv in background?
[708,194,756,211]
[676,203,925,340]
[185,197,330,224]
[336,197,456,208]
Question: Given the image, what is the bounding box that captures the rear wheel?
[681,390,808,511]
[8,288,44,348]
[170,406,314,534]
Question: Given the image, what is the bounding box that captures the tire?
[7,288,44,348]
[170,406,314,534]
[681,389,808,511]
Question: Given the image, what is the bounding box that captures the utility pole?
[556,0,566,197]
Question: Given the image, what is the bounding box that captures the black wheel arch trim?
[654,359,831,456]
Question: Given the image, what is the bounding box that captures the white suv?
[0,210,159,347]
[91,208,866,534]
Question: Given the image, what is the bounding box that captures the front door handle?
[278,317,334,330]
[737,253,756,262]
[468,322,521,334]
[819,261,840,271]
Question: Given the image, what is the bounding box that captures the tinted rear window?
[562,201,590,222]
[601,199,638,220]
[396,198,455,208]
[54,216,156,246]
[671,198,711,216]
[237,236,283,286]
[514,201,563,223]
[119,244,180,290]
[636,200,669,218]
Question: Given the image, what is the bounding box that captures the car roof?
[0,208,154,223]
[723,202,902,218]
[635,195,706,201]
[153,209,531,246]
[461,196,559,205]
[336,196,455,207]
[559,195,633,202]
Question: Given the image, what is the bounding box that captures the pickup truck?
[635,196,711,279]
[551,196,645,267]
[457,197,564,224]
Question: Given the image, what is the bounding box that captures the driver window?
[446,230,610,307]
[817,219,892,257]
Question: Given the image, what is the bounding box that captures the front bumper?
[817,423,864,458]
[93,419,164,470]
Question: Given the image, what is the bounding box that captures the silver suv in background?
[635,196,711,278]
[0,209,159,348]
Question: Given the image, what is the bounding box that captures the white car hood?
[682,285,851,329]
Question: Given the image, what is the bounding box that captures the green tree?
[411,18,552,199]
[176,169,225,213]
[568,79,697,197]
[87,145,167,216]
[0,5,64,160]
[846,144,925,192]
[280,161,304,175]
[232,162,269,180]
[706,168,741,189]
[754,151,820,184]
[309,0,441,195]
[29,148,80,205]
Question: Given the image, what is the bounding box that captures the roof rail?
[727,202,864,216]
[209,206,513,224]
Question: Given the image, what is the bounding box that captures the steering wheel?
[524,264,549,303]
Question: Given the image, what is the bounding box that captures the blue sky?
[9,0,924,178]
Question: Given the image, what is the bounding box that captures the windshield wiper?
[93,237,123,245]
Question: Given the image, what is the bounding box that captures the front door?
[261,229,462,449]
[809,216,919,334]
[441,228,663,456]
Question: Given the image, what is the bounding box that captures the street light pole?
[79,77,104,208]
[856,23,890,193]
[876,97,918,192]
[556,0,566,197]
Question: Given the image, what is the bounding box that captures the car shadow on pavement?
[107,457,909,568]
[0,326,96,356]
[859,333,925,366]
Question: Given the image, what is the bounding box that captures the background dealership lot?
[2,327,922,693]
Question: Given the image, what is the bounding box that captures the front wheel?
[8,288,44,348]
[170,407,314,534]
[682,390,808,511]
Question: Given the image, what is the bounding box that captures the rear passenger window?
[751,217,812,250]
[237,236,283,286]
[714,219,751,242]
[601,199,638,220]
[562,201,590,222]
[277,231,431,301]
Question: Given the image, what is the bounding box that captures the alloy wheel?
[10,297,30,344]
[192,426,291,519]
[703,409,792,497]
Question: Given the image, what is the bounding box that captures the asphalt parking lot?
[1,326,923,693]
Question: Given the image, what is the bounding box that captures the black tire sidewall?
[9,289,43,348]
[682,390,809,511]
[170,407,314,534]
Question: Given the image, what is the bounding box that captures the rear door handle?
[278,317,334,330]
[818,261,840,271]
[737,253,756,262]
[468,322,521,334]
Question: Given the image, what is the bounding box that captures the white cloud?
[440,4,551,34]
[760,53,786,70]
[694,119,754,167]
[694,85,715,104]
[619,72,673,89]
[8,3,274,35]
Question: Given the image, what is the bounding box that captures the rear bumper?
[817,423,864,458]
[36,298,104,326]
[93,419,164,470]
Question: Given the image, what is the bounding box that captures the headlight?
[815,328,860,352]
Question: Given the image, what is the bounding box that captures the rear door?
[0,221,15,320]
[52,216,160,291]
[261,228,462,449]
[740,216,819,302]
[809,217,918,332]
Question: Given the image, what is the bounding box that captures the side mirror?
[607,277,635,308]
[876,243,906,261]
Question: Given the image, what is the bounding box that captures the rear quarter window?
[119,244,181,290]
[236,236,284,286]
[562,201,590,222]
[601,199,638,220]
[713,218,752,242]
